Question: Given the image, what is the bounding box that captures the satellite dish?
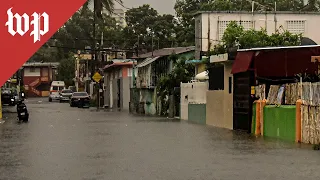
[195,71,209,81]
[301,37,317,45]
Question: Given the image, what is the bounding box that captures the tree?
[56,56,76,87]
[156,54,195,115]
[222,21,302,49]
[83,0,123,18]
[207,21,302,61]
[123,4,181,51]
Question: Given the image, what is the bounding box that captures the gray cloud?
[115,0,176,15]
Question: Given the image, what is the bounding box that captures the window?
[30,67,36,72]
[127,68,133,77]
[229,77,232,94]
[73,92,88,96]
[286,20,305,34]
[61,89,73,93]
[208,64,224,90]
[218,21,253,40]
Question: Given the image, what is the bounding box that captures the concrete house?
[130,46,195,115]
[103,59,136,110]
[22,62,59,97]
[195,11,320,59]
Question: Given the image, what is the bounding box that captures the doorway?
[117,79,121,108]
[233,71,255,133]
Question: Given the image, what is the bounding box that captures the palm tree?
[83,0,123,19]
[81,0,123,85]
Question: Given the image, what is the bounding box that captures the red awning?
[254,47,320,77]
[231,51,255,74]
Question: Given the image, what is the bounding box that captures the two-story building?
[22,62,59,97]
[195,11,320,59]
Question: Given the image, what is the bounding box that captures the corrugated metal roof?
[23,62,60,67]
[103,62,135,70]
[138,46,195,58]
[136,56,160,68]
[194,11,320,17]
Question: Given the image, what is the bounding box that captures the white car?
[49,91,60,102]
[59,89,73,103]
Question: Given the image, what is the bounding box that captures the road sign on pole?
[92,72,102,83]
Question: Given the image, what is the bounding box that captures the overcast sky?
[115,0,176,15]
[113,0,309,15]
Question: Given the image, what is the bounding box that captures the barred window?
[286,20,305,34]
[218,20,253,40]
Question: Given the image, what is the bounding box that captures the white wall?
[195,11,320,59]
[180,81,208,120]
[24,67,41,77]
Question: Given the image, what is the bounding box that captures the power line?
[115,0,130,10]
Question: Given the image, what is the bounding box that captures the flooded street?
[0,98,320,180]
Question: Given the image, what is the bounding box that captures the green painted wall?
[263,105,296,142]
[188,104,206,125]
[251,103,256,134]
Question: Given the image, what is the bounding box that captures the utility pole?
[151,32,154,57]
[137,34,140,57]
[91,0,96,83]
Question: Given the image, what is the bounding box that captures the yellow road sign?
[92,72,102,83]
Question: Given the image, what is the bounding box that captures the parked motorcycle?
[20,91,25,101]
[16,100,29,122]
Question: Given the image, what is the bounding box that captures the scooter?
[16,100,29,122]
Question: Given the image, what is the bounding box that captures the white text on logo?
[5,8,49,43]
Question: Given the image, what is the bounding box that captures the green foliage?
[124,4,181,51]
[206,21,302,69]
[157,54,195,98]
[57,55,75,87]
[212,21,302,52]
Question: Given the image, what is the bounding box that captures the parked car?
[49,91,60,102]
[70,92,90,108]
[50,81,65,93]
[1,88,17,106]
[59,89,73,103]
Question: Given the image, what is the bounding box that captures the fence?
[180,82,208,120]
[255,82,320,144]
[256,82,320,106]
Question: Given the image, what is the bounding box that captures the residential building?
[87,1,127,27]
[103,59,136,110]
[135,46,195,89]
[130,46,195,115]
[22,62,59,97]
[110,9,127,27]
[195,11,320,59]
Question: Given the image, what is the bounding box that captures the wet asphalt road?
[0,98,320,180]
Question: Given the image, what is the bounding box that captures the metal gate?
[233,71,254,133]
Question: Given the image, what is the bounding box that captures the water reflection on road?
[0,98,319,180]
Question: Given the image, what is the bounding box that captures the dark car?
[59,89,73,103]
[70,92,90,108]
[1,88,17,106]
